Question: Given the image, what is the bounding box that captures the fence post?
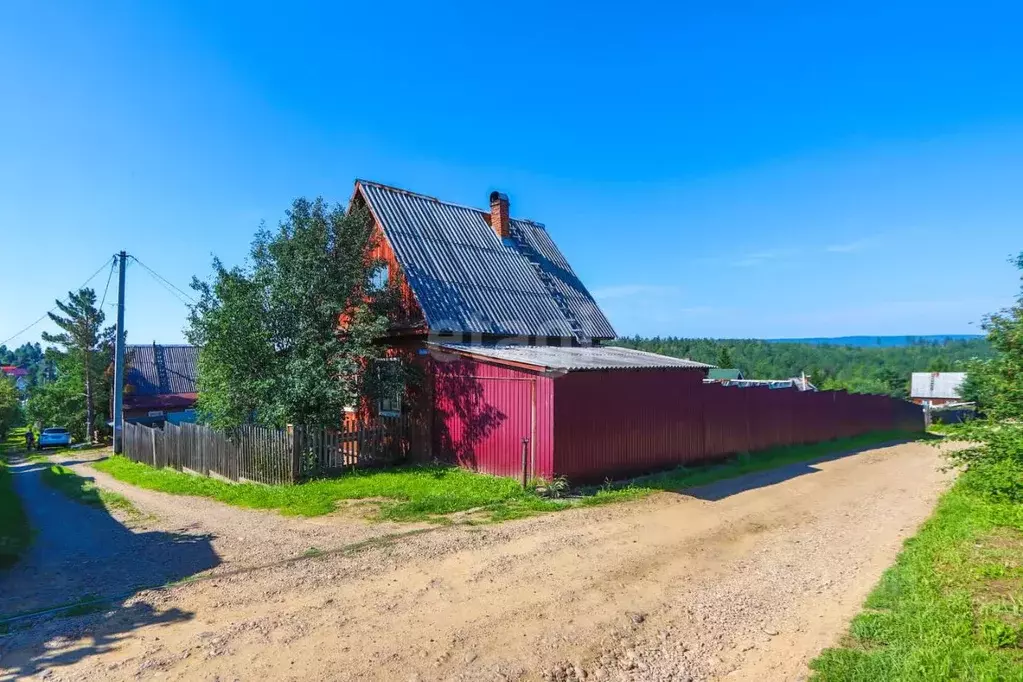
[290,425,302,484]
[521,437,529,489]
[150,426,157,467]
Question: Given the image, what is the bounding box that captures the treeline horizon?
[611,336,992,398]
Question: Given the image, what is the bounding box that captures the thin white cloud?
[731,249,796,268]
[592,284,682,300]
[826,238,875,253]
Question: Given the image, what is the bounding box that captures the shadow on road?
[0,452,218,679]
[1,600,195,679]
[682,442,906,502]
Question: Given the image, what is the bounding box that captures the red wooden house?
[351,180,712,481]
[350,180,922,482]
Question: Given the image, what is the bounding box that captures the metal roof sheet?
[911,372,966,399]
[434,343,712,371]
[357,181,617,340]
[126,344,198,396]
[707,368,743,380]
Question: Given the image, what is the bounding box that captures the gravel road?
[0,440,955,681]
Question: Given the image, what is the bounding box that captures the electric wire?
[128,255,196,306]
[0,257,116,346]
[98,255,117,312]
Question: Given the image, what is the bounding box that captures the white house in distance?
[910,372,966,407]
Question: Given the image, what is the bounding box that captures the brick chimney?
[489,191,510,240]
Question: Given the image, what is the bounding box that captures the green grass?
[0,428,32,568]
[91,430,920,524]
[40,464,141,517]
[809,473,1023,680]
[94,455,558,522]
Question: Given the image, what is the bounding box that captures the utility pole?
[112,251,127,453]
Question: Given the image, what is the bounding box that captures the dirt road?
[0,441,953,681]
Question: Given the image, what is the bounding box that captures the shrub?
[943,422,1023,501]
[962,458,1023,503]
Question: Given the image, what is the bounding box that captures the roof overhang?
[427,343,712,374]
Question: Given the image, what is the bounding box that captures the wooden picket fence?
[121,416,415,485]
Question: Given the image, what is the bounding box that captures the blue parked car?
[38,427,72,449]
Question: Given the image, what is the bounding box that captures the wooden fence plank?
[117,417,409,486]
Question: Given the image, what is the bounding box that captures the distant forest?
[612,336,993,398]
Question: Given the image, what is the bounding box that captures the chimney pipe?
[490,191,510,240]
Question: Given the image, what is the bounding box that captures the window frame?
[375,357,403,417]
[369,263,390,292]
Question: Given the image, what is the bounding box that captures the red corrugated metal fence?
[553,370,925,481]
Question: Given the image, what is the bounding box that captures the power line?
[128,255,196,306]
[0,258,115,347]
[98,255,117,312]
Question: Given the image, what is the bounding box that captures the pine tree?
[40,288,115,440]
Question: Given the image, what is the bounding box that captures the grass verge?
[40,464,141,518]
[92,430,919,523]
[809,473,1023,680]
[0,429,32,568]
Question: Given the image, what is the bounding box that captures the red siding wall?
[553,369,707,480]
[431,355,554,479]
[552,372,924,482]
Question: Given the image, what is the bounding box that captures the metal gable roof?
[126,344,198,396]
[357,181,617,340]
[435,343,712,371]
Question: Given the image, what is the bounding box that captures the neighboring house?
[349,180,712,479]
[707,368,744,382]
[910,372,966,407]
[0,365,29,393]
[123,344,199,426]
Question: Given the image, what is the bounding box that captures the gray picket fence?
[121,416,413,485]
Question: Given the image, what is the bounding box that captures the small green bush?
[962,459,1023,503]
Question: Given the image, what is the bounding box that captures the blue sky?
[2,2,1022,347]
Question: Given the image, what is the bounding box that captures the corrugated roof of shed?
[126,344,198,395]
[435,343,712,372]
[707,368,743,380]
[357,181,616,340]
[910,372,966,399]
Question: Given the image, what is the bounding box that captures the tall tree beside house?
[31,288,115,440]
[188,198,395,429]
[960,252,1023,418]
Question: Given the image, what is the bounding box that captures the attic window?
[370,263,389,291]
